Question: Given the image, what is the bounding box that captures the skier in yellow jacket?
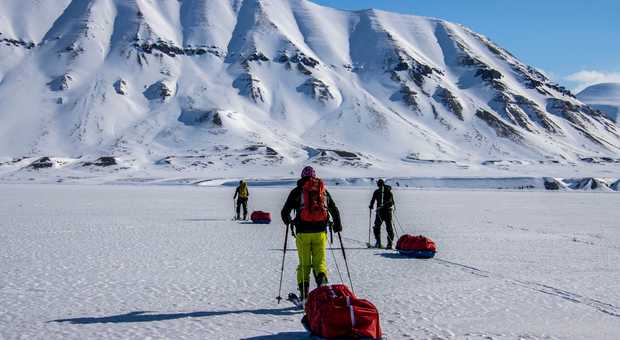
[234,180,249,220]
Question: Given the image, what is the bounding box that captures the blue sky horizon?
[311,0,620,92]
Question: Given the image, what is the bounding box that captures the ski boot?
[315,273,328,287]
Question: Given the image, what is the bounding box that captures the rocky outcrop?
[579,157,620,164]
[433,86,464,120]
[233,73,266,103]
[134,39,224,59]
[27,157,54,169]
[543,177,563,190]
[245,52,269,63]
[297,78,334,103]
[389,53,437,88]
[305,147,371,168]
[469,31,576,99]
[545,99,617,147]
[475,109,524,142]
[114,79,128,95]
[143,80,174,101]
[47,74,73,92]
[403,153,456,164]
[178,109,223,127]
[566,178,612,191]
[490,93,536,132]
[475,67,506,91]
[156,144,283,170]
[513,95,563,134]
[276,51,320,75]
[391,85,419,112]
[547,99,604,124]
[0,33,36,49]
[83,157,118,167]
[242,144,280,157]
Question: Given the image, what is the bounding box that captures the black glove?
[332,221,343,233]
[368,205,373,210]
[283,216,291,226]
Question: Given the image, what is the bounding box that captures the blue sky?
[311,0,620,91]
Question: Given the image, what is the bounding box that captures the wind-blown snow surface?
[577,83,620,125]
[1,184,619,339]
[0,0,619,182]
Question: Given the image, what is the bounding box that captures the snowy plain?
[1,184,619,340]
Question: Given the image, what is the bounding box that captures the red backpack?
[300,177,328,223]
[303,284,382,339]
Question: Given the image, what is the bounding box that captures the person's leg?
[296,233,312,299]
[311,232,328,287]
[235,199,241,220]
[373,212,383,247]
[242,198,248,220]
[384,209,395,249]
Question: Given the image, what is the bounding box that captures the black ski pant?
[373,208,394,244]
[236,197,248,219]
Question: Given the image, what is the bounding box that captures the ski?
[366,243,386,249]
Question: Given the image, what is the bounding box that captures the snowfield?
[1,184,619,340]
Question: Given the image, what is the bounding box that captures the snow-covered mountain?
[577,83,620,125]
[1,0,619,180]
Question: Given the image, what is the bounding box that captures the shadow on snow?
[240,332,309,340]
[51,307,301,324]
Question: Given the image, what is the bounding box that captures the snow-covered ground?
[1,184,619,339]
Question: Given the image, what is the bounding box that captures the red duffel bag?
[250,211,271,224]
[302,284,382,339]
[395,234,437,258]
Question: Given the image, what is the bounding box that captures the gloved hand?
[368,205,373,210]
[283,216,291,226]
[332,221,343,233]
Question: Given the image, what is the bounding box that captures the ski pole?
[368,208,372,246]
[276,223,290,304]
[337,232,355,294]
[233,198,237,220]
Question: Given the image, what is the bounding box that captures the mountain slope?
[0,0,618,180]
[577,83,620,124]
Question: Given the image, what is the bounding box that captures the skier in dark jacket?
[281,166,342,300]
[369,179,395,249]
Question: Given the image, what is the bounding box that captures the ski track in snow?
[1,184,619,340]
[433,259,620,318]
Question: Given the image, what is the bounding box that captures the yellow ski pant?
[296,232,328,285]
